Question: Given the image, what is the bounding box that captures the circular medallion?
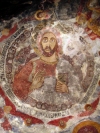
[0,21,99,120]
[72,121,100,133]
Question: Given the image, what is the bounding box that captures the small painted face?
[38,12,46,18]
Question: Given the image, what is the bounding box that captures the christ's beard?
[42,46,57,57]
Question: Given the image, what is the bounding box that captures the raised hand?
[56,80,69,93]
[29,70,45,91]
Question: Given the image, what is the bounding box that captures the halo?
[34,10,46,21]
[72,120,100,133]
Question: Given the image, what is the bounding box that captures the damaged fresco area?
[0,0,100,132]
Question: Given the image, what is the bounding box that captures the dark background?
[0,0,54,20]
[0,0,89,20]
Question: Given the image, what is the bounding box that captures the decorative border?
[0,25,100,121]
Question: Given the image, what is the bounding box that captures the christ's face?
[41,32,57,57]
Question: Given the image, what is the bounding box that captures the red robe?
[13,59,57,100]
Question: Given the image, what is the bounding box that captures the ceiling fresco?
[0,0,100,133]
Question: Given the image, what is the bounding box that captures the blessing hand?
[29,70,45,92]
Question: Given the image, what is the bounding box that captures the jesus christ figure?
[13,29,69,101]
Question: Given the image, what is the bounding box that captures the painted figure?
[13,30,68,100]
[34,10,51,21]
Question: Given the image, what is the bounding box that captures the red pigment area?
[78,125,98,133]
